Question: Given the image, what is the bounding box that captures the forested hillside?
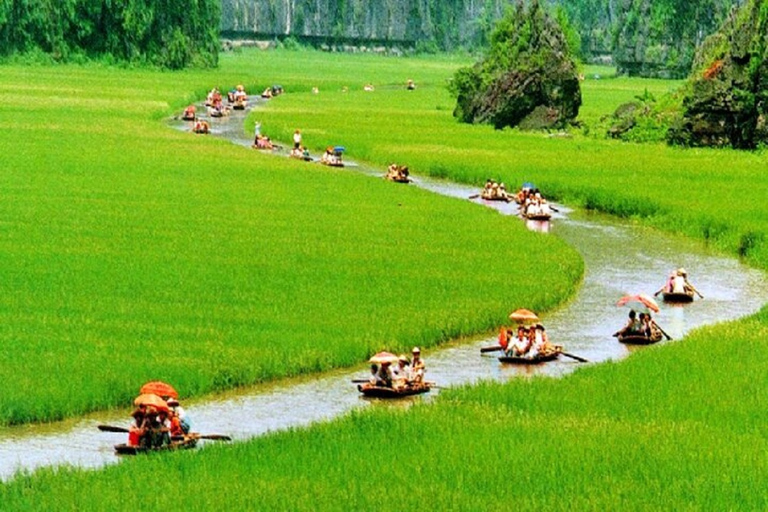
[0,0,220,68]
[222,0,743,76]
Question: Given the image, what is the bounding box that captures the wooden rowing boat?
[357,383,431,398]
[524,212,552,221]
[662,291,694,303]
[480,193,511,202]
[386,174,411,183]
[617,331,663,345]
[498,348,561,364]
[114,436,198,455]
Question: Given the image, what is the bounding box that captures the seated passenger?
[613,310,641,337]
[508,325,531,356]
[392,355,411,389]
[376,361,394,388]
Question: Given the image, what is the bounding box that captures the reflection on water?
[0,100,766,481]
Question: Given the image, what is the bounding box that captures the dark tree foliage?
[0,0,220,68]
[450,0,581,130]
[669,0,768,148]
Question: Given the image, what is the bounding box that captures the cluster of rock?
[668,0,768,148]
[451,0,581,131]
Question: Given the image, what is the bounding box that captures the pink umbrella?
[616,293,660,313]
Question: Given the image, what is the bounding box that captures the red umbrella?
[616,293,660,313]
[139,381,179,399]
[133,393,169,412]
[509,308,540,324]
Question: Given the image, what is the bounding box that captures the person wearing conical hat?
[410,347,425,385]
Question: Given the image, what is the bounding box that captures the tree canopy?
[0,0,220,68]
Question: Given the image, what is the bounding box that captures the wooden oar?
[655,323,673,341]
[480,345,503,353]
[173,434,232,442]
[468,194,480,199]
[549,205,560,213]
[351,379,370,384]
[98,425,129,433]
[560,352,589,363]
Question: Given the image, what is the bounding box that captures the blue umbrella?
[334,146,346,153]
[522,182,535,189]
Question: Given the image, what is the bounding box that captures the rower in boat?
[193,119,210,134]
[654,268,703,302]
[480,179,511,201]
[522,189,552,220]
[320,146,344,167]
[182,105,196,121]
[410,347,425,384]
[385,163,411,183]
[253,134,274,150]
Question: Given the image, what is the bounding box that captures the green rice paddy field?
[1,50,768,509]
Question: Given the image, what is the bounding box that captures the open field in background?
[0,55,581,425]
[252,54,767,269]
[1,49,768,508]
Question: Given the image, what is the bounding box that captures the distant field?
[0,54,581,425]
[254,56,766,269]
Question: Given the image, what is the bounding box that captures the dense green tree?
[0,0,220,68]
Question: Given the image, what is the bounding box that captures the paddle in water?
[480,345,503,353]
[560,352,589,363]
[98,425,129,433]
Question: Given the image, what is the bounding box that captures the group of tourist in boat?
[205,87,229,117]
[654,268,703,300]
[520,188,552,219]
[127,398,191,450]
[368,347,426,390]
[385,163,411,183]
[229,85,248,109]
[320,146,344,166]
[501,323,559,360]
[481,179,511,201]
[612,310,662,340]
[193,119,210,134]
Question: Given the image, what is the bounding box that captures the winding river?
[0,99,766,481]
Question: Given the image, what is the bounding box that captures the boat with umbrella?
[481,309,586,363]
[357,351,432,398]
[614,293,667,344]
[102,386,232,455]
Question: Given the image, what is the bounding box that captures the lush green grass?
[0,56,581,425]
[3,309,766,510]
[254,59,768,270]
[2,49,768,510]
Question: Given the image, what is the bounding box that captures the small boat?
[617,331,663,345]
[114,436,198,455]
[480,192,511,202]
[357,382,431,398]
[498,347,562,364]
[661,291,694,303]
[524,211,552,221]
[232,100,247,110]
[385,172,411,183]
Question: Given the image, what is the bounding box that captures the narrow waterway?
[0,99,766,481]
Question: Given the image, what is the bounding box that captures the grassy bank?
[3,308,766,510]
[0,56,581,425]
